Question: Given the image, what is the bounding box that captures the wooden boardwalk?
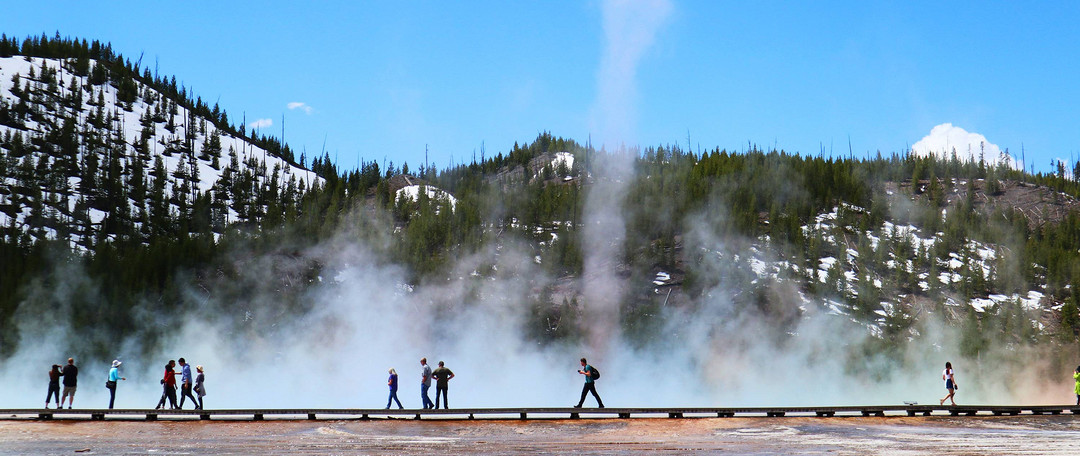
[5,405,1080,421]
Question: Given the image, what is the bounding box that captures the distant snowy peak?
[911,123,1019,170]
[0,56,319,192]
[0,55,321,247]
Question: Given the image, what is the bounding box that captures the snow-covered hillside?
[0,56,320,247]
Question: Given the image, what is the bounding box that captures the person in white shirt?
[939,361,957,406]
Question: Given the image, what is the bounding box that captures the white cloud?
[911,123,1018,169]
[248,118,273,130]
[287,102,313,115]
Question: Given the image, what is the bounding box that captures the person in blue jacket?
[106,360,126,409]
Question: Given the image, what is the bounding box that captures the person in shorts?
[939,361,957,406]
[59,358,78,409]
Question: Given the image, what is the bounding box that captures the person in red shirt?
[155,360,180,410]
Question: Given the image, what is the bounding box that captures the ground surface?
[3,415,1080,455]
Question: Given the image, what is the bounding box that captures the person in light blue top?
[178,358,198,409]
[106,360,126,409]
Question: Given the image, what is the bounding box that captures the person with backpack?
[574,357,604,408]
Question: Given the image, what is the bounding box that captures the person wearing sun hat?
[106,360,126,409]
[194,365,206,410]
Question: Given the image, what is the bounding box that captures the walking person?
[574,358,604,408]
[420,358,434,409]
[939,361,957,406]
[46,364,61,409]
[106,360,126,409]
[155,360,179,410]
[432,361,455,409]
[193,365,205,410]
[386,368,403,409]
[1073,365,1080,406]
[59,358,78,409]
[177,358,198,409]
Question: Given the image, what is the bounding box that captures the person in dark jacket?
[46,364,61,409]
[431,361,455,409]
[59,358,79,409]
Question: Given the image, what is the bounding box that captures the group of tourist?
[154,357,206,410]
[386,357,456,409]
[45,357,205,410]
[57,357,1080,411]
[384,357,604,410]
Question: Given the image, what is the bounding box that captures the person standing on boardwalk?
[59,358,78,409]
[432,361,455,409]
[420,358,434,409]
[46,364,61,409]
[178,358,198,409]
[106,360,126,409]
[386,368,403,409]
[1073,365,1080,406]
[193,365,205,410]
[575,358,604,408]
[939,361,957,406]
[155,360,179,410]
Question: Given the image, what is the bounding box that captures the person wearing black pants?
[46,364,61,409]
[155,360,179,410]
[575,358,604,408]
[432,361,455,409]
[177,358,198,409]
[106,360,126,409]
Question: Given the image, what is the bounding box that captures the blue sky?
[4,1,1079,173]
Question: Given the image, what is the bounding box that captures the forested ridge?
[2,35,1080,370]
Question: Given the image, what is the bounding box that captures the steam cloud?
[590,0,673,147]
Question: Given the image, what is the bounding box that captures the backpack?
[590,366,600,380]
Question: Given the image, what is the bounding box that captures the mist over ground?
[0,150,1071,411]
